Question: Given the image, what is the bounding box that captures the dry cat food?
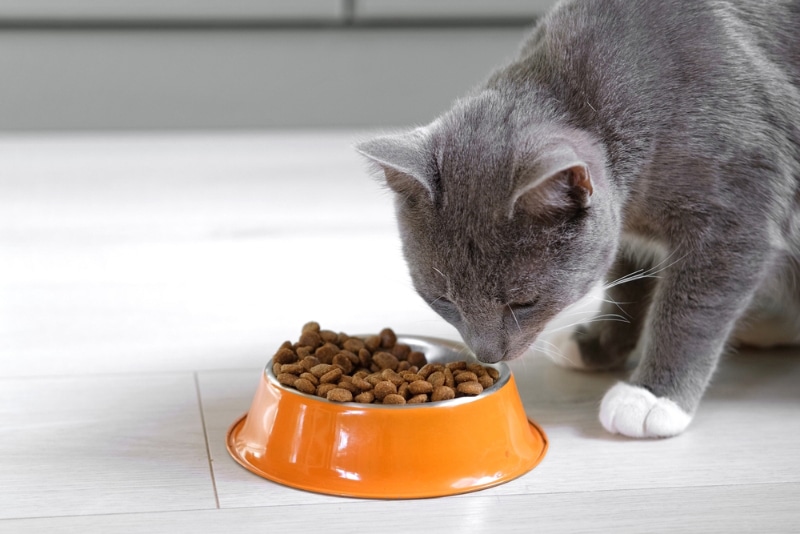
[270,322,501,404]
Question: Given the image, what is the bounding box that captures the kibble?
[294,378,316,395]
[320,367,343,384]
[457,381,484,396]
[431,385,456,402]
[269,324,501,404]
[382,393,406,405]
[327,388,353,403]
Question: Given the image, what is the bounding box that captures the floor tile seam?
[194,371,221,509]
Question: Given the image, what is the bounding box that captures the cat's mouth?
[466,337,532,364]
[464,328,536,363]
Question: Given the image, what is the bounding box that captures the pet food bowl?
[226,335,548,499]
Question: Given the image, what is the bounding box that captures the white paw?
[599,382,692,438]
[539,330,586,369]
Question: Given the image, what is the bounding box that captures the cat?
[357,0,800,438]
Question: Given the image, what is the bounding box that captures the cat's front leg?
[553,251,657,371]
[599,243,766,438]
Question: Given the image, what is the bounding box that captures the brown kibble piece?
[391,343,411,360]
[319,329,338,343]
[398,382,410,399]
[444,368,455,388]
[316,383,337,397]
[397,361,411,371]
[315,342,339,363]
[467,363,486,375]
[446,361,467,371]
[408,380,434,395]
[427,371,445,388]
[302,321,320,333]
[301,355,320,371]
[381,369,405,386]
[358,348,372,368]
[382,393,406,405]
[408,394,429,404]
[294,378,316,395]
[320,367,343,384]
[280,363,305,375]
[296,346,312,358]
[281,362,306,375]
[332,353,354,374]
[336,380,359,394]
[486,367,500,380]
[373,351,399,371]
[373,380,397,400]
[277,373,298,387]
[401,372,424,382]
[272,362,282,376]
[326,388,353,403]
[352,376,373,391]
[343,338,365,354]
[418,364,435,379]
[299,372,319,386]
[379,328,397,348]
[431,386,456,402]
[479,374,495,389]
[365,373,383,386]
[457,381,484,396]
[455,371,479,384]
[355,391,375,403]
[407,351,426,367]
[273,348,297,365]
[298,330,323,350]
[310,363,333,378]
[345,350,360,365]
[364,335,381,352]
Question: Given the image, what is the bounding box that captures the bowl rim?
[265,334,511,410]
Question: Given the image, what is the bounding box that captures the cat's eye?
[428,296,461,322]
[430,297,457,312]
[507,298,540,316]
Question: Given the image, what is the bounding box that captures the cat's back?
[507,0,800,175]
[536,0,800,86]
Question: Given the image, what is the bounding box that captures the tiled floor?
[1,132,798,533]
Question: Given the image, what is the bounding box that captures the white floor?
[1,132,798,533]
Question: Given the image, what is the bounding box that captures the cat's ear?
[355,127,437,200]
[510,146,594,218]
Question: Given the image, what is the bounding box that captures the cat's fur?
[357,0,800,437]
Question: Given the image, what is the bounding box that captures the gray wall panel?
[355,0,555,20]
[0,1,344,22]
[0,27,529,130]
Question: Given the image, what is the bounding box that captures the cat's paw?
[599,382,692,438]
[541,330,586,369]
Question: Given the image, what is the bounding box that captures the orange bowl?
[226,335,548,499]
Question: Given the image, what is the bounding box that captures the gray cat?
[357,0,800,438]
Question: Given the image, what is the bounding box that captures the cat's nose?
[468,335,507,364]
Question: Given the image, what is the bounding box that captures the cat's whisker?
[603,248,689,291]
[507,304,522,332]
[540,314,629,337]
[428,295,447,307]
[531,337,575,366]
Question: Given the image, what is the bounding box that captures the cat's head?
[357,91,619,362]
